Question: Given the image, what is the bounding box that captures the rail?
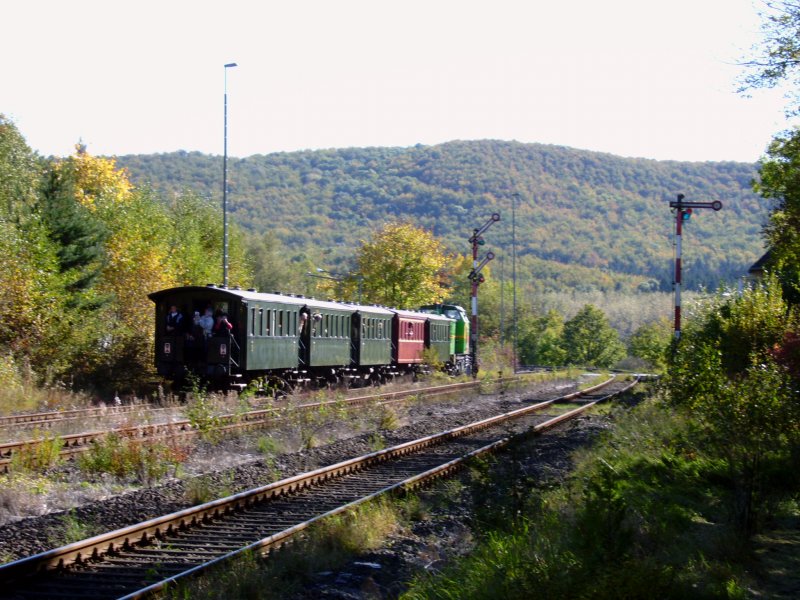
[0,376,637,598]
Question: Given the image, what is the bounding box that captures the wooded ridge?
[115,140,765,293]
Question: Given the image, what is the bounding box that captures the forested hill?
[114,140,766,293]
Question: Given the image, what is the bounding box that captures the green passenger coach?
[150,285,469,389]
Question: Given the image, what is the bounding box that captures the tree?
[754,130,800,304]
[739,1,800,115]
[353,221,451,307]
[40,166,109,298]
[669,276,793,402]
[628,317,672,371]
[245,230,307,294]
[665,278,800,536]
[166,191,251,288]
[740,2,800,304]
[0,115,40,219]
[0,117,66,379]
[561,304,625,368]
[518,309,567,366]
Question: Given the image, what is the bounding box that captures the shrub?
[78,433,187,484]
[10,432,63,472]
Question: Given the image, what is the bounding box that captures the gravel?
[0,376,590,565]
[289,413,611,599]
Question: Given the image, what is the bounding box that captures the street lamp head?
[224,62,238,68]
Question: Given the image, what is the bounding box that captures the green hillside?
[114,140,766,293]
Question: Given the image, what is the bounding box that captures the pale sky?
[1,0,792,162]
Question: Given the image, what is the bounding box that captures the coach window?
[250,308,256,336]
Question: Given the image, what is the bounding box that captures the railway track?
[0,375,636,599]
[0,379,507,472]
[0,403,156,430]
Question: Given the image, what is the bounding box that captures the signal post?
[468,213,500,378]
[669,194,722,340]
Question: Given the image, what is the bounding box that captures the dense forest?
[115,140,767,294]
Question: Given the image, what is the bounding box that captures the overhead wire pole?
[669,193,723,340]
[222,62,237,287]
[468,213,500,378]
[499,256,505,346]
[512,192,518,373]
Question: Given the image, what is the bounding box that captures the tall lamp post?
[222,62,238,287]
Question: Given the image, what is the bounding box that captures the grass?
[167,498,403,599]
[401,394,767,599]
[377,406,400,430]
[48,510,99,547]
[0,472,56,525]
[184,471,236,505]
[9,430,63,472]
[368,432,385,451]
[78,432,189,485]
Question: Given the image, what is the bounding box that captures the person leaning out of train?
[185,312,205,357]
[199,306,214,338]
[165,305,184,335]
[213,312,233,335]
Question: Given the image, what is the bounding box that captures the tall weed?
[78,433,187,485]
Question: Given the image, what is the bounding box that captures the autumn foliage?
[355,221,451,307]
[0,120,251,392]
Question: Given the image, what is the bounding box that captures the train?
[149,285,471,391]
